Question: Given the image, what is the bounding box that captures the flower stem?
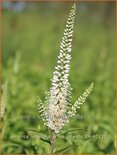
[50,131,56,154]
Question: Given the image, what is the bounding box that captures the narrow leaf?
[60,127,87,135]
[40,137,51,145]
[54,145,78,154]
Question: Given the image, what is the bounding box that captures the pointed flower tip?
[72,3,76,10]
[90,82,94,90]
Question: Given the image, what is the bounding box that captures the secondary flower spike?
[37,4,93,133]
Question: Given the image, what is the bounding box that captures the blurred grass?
[2,2,116,154]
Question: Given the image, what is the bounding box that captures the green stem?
[50,131,56,154]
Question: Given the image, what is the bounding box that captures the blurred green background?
[2,1,116,154]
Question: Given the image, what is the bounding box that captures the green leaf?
[27,129,43,134]
[40,137,51,145]
[99,123,114,137]
[54,145,78,154]
[59,127,87,135]
[27,129,51,145]
[24,148,36,154]
[10,139,24,146]
[2,143,21,149]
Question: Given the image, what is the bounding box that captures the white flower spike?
[37,4,93,133]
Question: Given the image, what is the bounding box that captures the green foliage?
[2,2,116,154]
